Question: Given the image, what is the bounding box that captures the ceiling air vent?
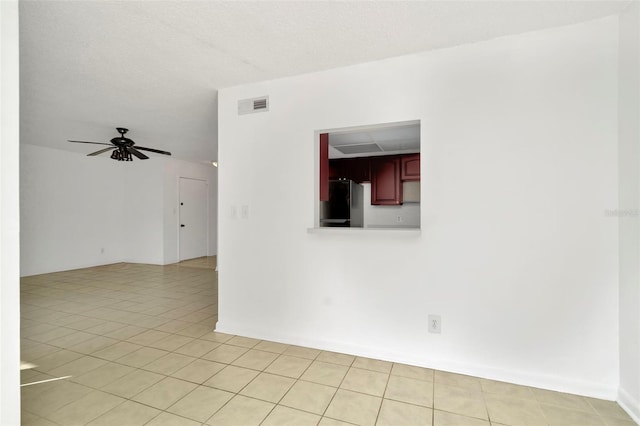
[333,143,383,155]
[238,96,269,115]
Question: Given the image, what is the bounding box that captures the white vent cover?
[238,96,269,115]
[333,143,382,155]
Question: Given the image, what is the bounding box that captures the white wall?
[218,17,619,398]
[20,147,218,274]
[124,159,164,264]
[618,0,640,422]
[21,145,126,276]
[163,158,218,264]
[1,1,21,424]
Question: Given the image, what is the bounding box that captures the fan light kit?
[68,127,171,161]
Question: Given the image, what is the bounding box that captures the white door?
[179,178,208,261]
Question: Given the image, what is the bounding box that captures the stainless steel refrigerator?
[320,179,364,227]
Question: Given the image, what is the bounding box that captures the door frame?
[177,176,210,262]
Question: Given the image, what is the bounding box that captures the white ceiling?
[329,121,420,158]
[19,0,630,163]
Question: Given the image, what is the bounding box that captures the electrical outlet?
[396,215,402,223]
[231,206,238,219]
[241,205,249,219]
[428,315,441,334]
[100,248,105,254]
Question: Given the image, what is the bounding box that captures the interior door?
[179,178,208,261]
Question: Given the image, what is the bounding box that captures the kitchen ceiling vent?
[238,96,269,115]
[333,143,382,155]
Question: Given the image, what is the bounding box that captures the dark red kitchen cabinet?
[319,133,329,201]
[371,157,402,205]
[401,154,420,181]
[329,158,371,183]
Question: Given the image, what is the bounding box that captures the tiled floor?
[20,259,635,426]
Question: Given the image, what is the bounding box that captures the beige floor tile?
[226,335,261,348]
[200,331,234,344]
[172,359,226,384]
[167,385,234,422]
[24,415,67,426]
[325,389,382,426]
[602,418,638,426]
[176,323,213,338]
[532,388,595,412]
[283,345,322,360]
[317,351,356,366]
[148,333,194,351]
[22,380,93,417]
[116,347,169,368]
[206,394,274,426]
[232,349,279,370]
[146,412,202,426]
[103,324,147,340]
[435,371,482,392]
[479,378,535,399]
[261,405,321,426]
[541,404,605,426]
[254,340,290,354]
[67,335,118,354]
[101,369,164,398]
[174,339,221,358]
[153,319,192,333]
[433,410,490,426]
[30,349,84,373]
[92,341,142,361]
[377,399,432,426]
[21,370,53,385]
[341,367,389,397]
[391,363,434,382]
[143,352,197,375]
[353,357,393,374]
[265,354,313,378]
[318,417,353,426]
[86,400,161,426]
[29,326,77,343]
[301,360,349,387]
[71,361,134,388]
[132,376,198,410]
[49,355,107,377]
[434,382,488,420]
[202,344,249,363]
[385,374,433,407]
[48,390,125,425]
[586,397,634,422]
[21,341,60,361]
[484,393,548,426]
[84,321,127,335]
[49,330,96,348]
[126,329,171,346]
[204,365,260,393]
[280,379,337,414]
[240,372,296,403]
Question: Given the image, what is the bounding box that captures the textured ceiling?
[19,0,630,163]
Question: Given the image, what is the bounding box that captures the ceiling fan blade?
[127,146,149,160]
[87,147,115,156]
[135,146,172,156]
[68,140,113,146]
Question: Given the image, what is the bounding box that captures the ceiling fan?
[68,127,171,161]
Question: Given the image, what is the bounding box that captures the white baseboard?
[215,320,618,400]
[619,387,640,425]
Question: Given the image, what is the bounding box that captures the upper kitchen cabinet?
[371,157,402,205]
[401,154,420,181]
[329,157,371,183]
